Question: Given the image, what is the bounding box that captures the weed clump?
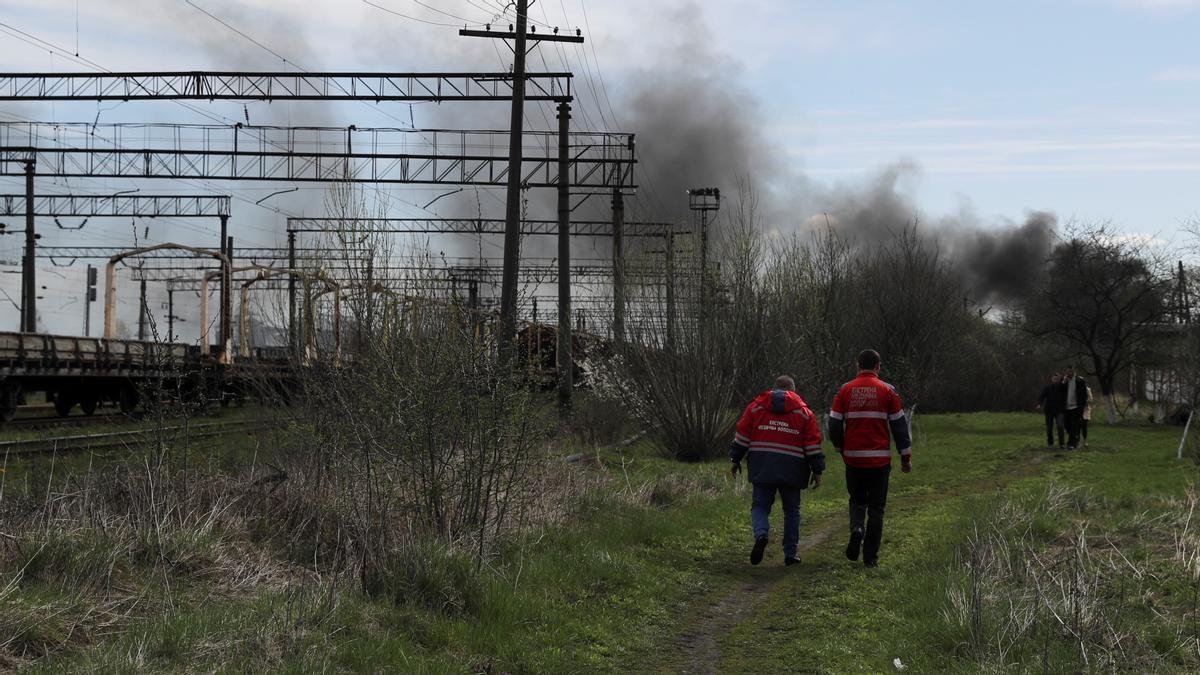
[939,484,1200,672]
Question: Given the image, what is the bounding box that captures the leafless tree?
[1019,223,1173,423]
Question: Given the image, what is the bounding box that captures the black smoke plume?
[607,3,1056,306]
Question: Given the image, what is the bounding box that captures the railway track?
[1,412,130,431]
[0,418,283,457]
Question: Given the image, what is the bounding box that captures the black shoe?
[845,528,864,561]
[784,556,800,566]
[750,536,768,565]
[864,558,879,568]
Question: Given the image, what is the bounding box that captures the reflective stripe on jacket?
[730,389,825,487]
[828,371,912,468]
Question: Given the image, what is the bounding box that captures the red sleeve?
[888,387,904,415]
[733,402,756,446]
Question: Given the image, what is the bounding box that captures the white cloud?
[1154,66,1200,82]
[1107,0,1200,10]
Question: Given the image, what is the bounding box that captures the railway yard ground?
[1,408,1197,673]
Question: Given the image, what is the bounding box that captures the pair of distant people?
[1035,366,1092,449]
[729,349,911,568]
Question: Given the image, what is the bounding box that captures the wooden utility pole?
[612,189,625,345]
[498,0,529,352]
[460,11,584,353]
[167,287,175,342]
[664,233,676,351]
[218,215,229,351]
[288,230,297,356]
[556,101,573,413]
[137,279,148,340]
[223,234,233,358]
[21,161,35,332]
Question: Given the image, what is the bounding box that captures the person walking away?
[829,350,912,568]
[1081,383,1093,447]
[1060,365,1090,449]
[730,375,825,566]
[1035,373,1066,448]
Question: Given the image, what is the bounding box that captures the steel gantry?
[0,193,230,217]
[4,192,234,337]
[37,246,322,261]
[0,71,573,102]
[0,60,635,413]
[285,217,687,237]
[0,123,636,190]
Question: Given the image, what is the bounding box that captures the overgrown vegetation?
[4,403,1195,672]
[940,485,1200,671]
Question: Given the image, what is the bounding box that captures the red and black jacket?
[828,371,912,468]
[730,389,825,488]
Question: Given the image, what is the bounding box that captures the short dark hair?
[774,375,795,391]
[857,349,881,370]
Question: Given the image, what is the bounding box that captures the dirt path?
[669,519,841,675]
[659,455,1054,673]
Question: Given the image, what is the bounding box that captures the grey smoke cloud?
[607,3,1057,305]
[953,211,1057,305]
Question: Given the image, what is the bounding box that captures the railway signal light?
[84,264,97,336]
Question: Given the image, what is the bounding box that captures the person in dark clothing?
[730,375,825,566]
[1059,365,1090,449]
[1035,373,1065,448]
[828,350,912,568]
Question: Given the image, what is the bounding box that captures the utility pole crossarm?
[459,29,585,44]
[0,72,573,102]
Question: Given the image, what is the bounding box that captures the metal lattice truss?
[126,262,678,284]
[36,246,309,261]
[0,123,636,190]
[287,217,687,237]
[0,193,230,217]
[0,71,573,102]
[443,264,690,282]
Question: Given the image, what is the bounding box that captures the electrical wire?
[361,0,480,27]
[184,1,297,67]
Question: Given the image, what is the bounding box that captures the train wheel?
[118,385,140,415]
[0,383,19,422]
[53,392,76,417]
[80,395,99,416]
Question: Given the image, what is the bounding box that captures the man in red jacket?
[730,375,825,566]
[828,350,912,568]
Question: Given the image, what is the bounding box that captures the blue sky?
[753,0,1200,237]
[0,0,1196,334]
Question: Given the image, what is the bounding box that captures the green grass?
[5,412,1196,672]
[0,405,286,500]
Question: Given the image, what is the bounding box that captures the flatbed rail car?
[516,323,611,389]
[0,332,298,421]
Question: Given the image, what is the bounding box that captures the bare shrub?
[292,306,553,597]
